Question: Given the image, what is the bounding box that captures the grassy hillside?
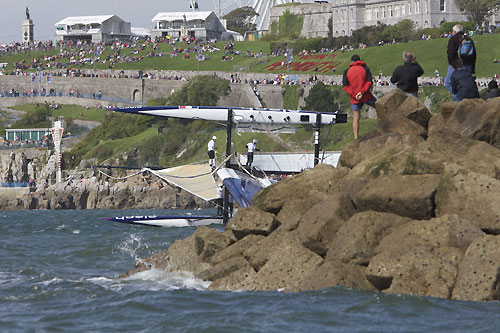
[1,34,499,77]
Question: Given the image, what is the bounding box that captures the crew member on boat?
[208,136,216,169]
[246,139,259,167]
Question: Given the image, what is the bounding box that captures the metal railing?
[0,91,141,105]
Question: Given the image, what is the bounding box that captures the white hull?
[105,215,223,227]
[113,106,347,126]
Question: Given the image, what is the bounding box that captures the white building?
[331,0,467,36]
[54,15,131,43]
[271,1,470,38]
[150,11,226,41]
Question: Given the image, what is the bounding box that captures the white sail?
[149,163,218,201]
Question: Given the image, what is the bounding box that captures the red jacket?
[342,60,374,104]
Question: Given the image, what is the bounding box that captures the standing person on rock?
[343,54,377,140]
[444,24,476,94]
[390,51,424,97]
[208,136,216,169]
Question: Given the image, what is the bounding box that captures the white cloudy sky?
[0,0,314,44]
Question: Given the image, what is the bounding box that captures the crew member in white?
[246,139,259,167]
[208,136,216,169]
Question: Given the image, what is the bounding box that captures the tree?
[223,6,258,36]
[454,0,500,25]
[167,75,231,106]
[278,10,304,40]
[303,82,339,113]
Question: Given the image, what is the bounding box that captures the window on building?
[395,5,400,17]
[350,8,354,21]
[402,4,406,15]
[440,0,445,11]
[366,8,372,21]
[383,6,386,18]
[389,5,393,17]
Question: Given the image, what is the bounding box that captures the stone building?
[150,11,226,41]
[270,0,469,38]
[270,3,332,38]
[54,15,131,43]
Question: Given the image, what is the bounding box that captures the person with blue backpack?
[444,24,476,94]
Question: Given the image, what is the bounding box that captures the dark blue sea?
[1,209,500,332]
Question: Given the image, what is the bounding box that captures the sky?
[0,0,314,44]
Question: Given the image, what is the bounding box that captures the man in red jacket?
[343,54,376,139]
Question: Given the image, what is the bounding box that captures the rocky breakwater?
[122,89,500,301]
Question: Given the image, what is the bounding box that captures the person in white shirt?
[208,136,216,169]
[246,139,259,167]
[215,184,223,216]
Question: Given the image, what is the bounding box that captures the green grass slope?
[1,34,499,77]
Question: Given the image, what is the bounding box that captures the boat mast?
[223,109,233,224]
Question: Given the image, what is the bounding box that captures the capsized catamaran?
[104,164,274,227]
[104,105,346,227]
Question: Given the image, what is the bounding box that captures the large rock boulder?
[375,89,432,137]
[442,98,500,148]
[250,236,323,291]
[120,226,232,278]
[339,133,424,169]
[435,164,500,233]
[366,245,463,298]
[296,259,376,292]
[326,211,412,265]
[225,207,278,240]
[252,164,343,214]
[353,174,441,220]
[452,235,500,301]
[374,214,484,255]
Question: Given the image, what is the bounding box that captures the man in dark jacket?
[451,59,479,101]
[482,80,500,99]
[343,54,376,140]
[390,52,424,97]
[445,24,477,93]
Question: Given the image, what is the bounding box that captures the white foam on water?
[72,230,80,234]
[56,224,67,231]
[39,277,63,286]
[117,234,149,263]
[123,268,210,291]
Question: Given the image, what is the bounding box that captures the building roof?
[152,11,213,22]
[131,27,151,37]
[55,15,118,26]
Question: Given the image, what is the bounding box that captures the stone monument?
[22,7,34,43]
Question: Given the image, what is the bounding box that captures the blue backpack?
[459,35,474,59]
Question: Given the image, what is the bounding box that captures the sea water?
[1,209,499,332]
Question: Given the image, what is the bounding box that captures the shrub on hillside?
[303,82,340,113]
[166,75,230,106]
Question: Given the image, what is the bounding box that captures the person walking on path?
[450,59,479,101]
[208,136,216,169]
[343,54,376,140]
[390,52,424,97]
[445,24,476,93]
